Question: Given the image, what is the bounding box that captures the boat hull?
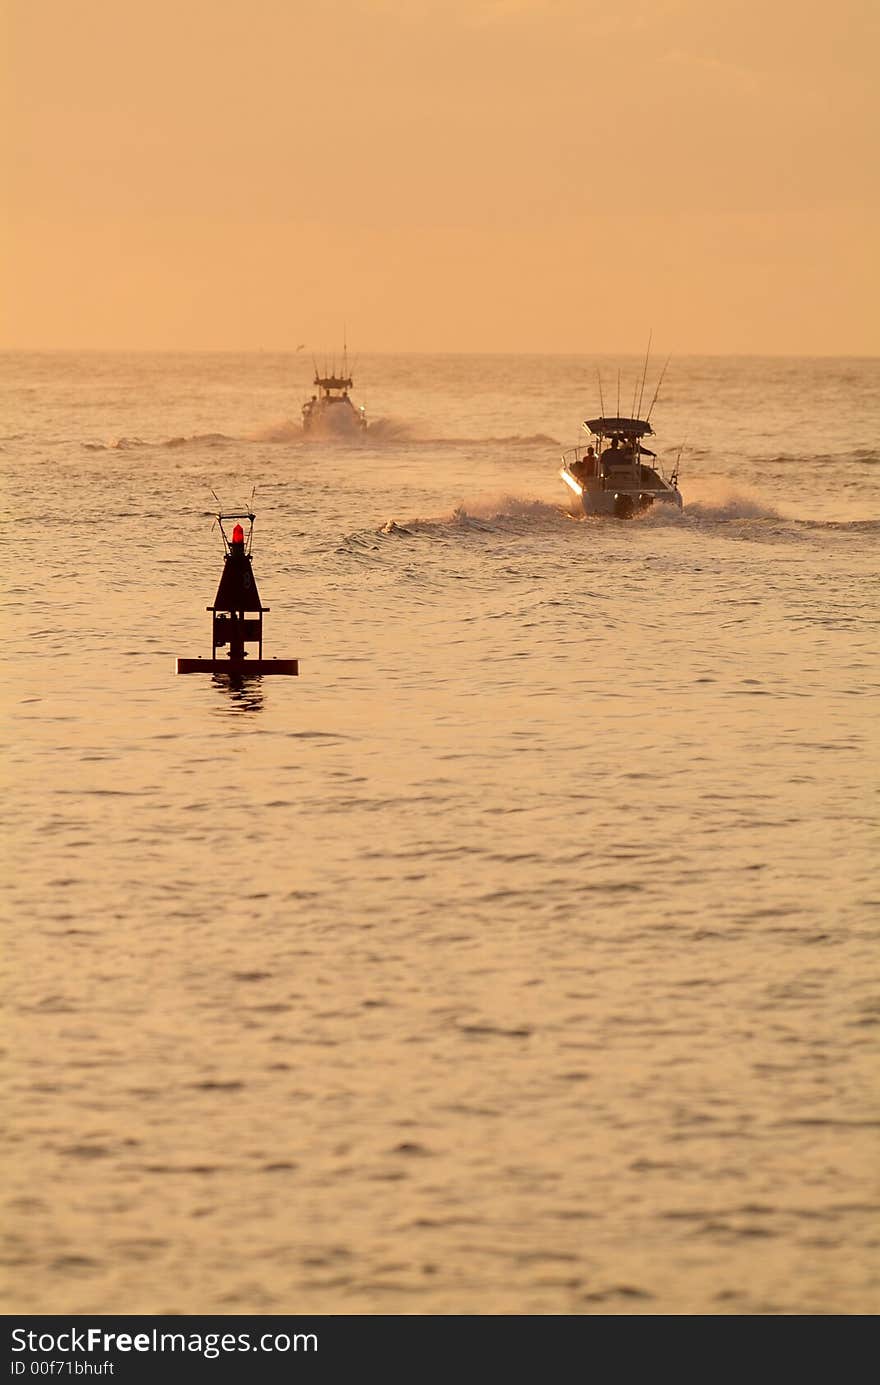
[302,398,367,439]
[560,466,682,519]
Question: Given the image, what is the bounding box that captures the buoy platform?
[177,657,299,676]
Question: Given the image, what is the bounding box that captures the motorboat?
[560,414,683,518]
[301,354,367,438]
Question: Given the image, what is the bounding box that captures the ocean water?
[2,351,879,1315]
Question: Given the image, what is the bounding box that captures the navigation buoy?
[176,508,299,676]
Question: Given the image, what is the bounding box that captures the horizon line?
[2,346,879,361]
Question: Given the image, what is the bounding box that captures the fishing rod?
[636,328,653,419]
[645,355,671,422]
[596,368,606,420]
[670,436,687,489]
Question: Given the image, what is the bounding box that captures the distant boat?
[301,349,367,438]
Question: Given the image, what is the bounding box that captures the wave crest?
[375,494,571,538]
[82,432,233,451]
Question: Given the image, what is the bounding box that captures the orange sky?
[4,0,878,352]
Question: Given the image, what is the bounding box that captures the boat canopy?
[314,374,353,391]
[583,416,654,437]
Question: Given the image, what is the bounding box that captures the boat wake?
[683,496,781,522]
[245,419,303,443]
[449,495,569,525]
[631,492,782,524]
[82,423,559,452]
[371,495,572,539]
[366,486,797,544]
[362,418,414,442]
[338,482,876,558]
[339,495,570,557]
[246,421,556,447]
[83,432,235,451]
[246,416,415,443]
[413,432,561,449]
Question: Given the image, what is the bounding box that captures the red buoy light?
[232,524,244,545]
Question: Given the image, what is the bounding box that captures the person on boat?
[600,435,622,466]
[620,434,638,461]
[570,445,597,484]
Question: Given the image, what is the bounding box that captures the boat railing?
[563,442,679,493]
[561,445,597,468]
[649,457,677,488]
